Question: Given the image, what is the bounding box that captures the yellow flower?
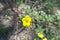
[43,37,47,40]
[22,15,31,27]
[25,15,31,22]
[38,33,44,38]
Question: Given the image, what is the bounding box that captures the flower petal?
[26,22,30,26]
[23,22,30,27]
[43,37,47,40]
[25,15,31,22]
[22,18,25,22]
[38,33,44,38]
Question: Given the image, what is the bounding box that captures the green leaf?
[35,24,44,34]
[17,0,22,5]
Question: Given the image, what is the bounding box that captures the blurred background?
[0,0,60,40]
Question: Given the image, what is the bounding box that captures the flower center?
[26,20,28,22]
